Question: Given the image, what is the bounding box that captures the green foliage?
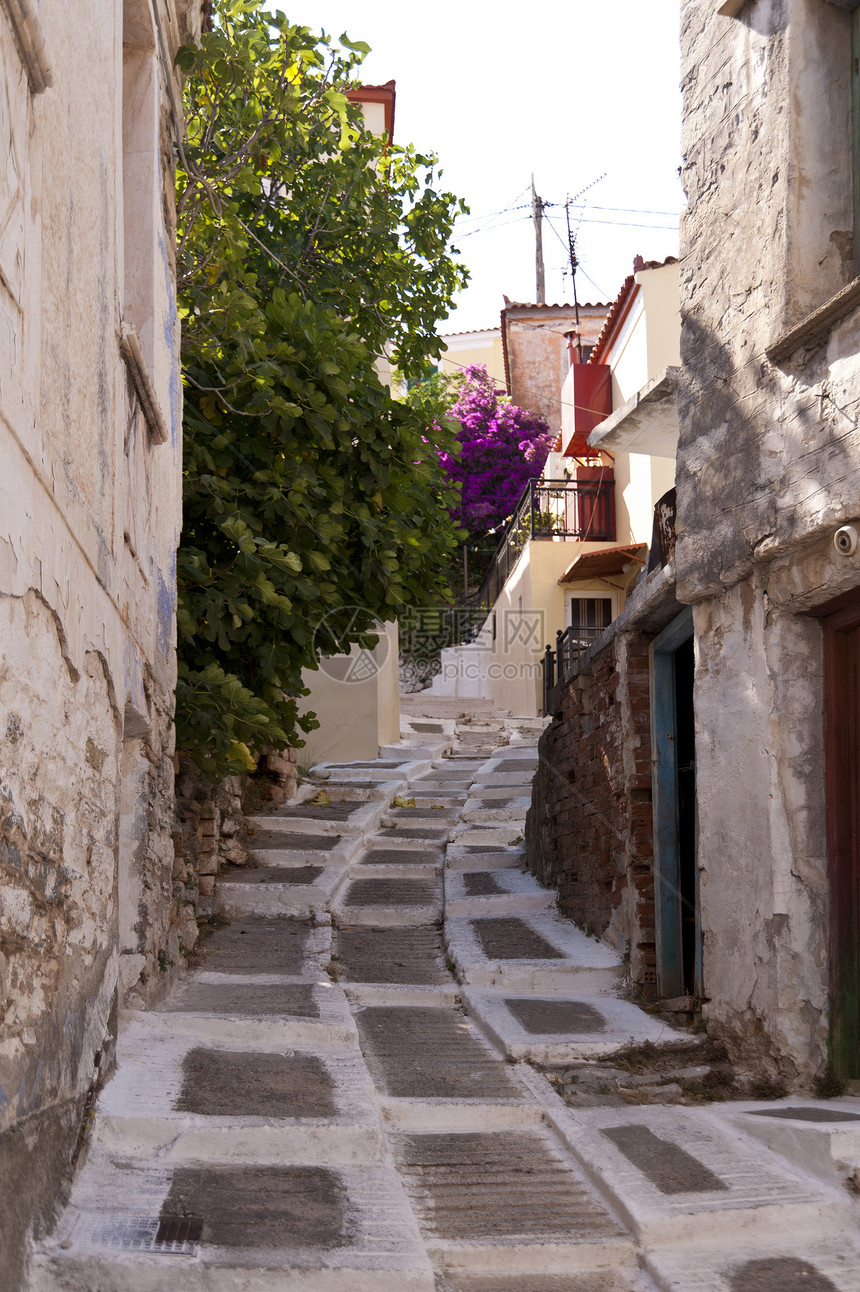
[401,368,464,430]
[175,3,468,778]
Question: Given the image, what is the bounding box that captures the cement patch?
[333,926,449,985]
[199,919,311,976]
[462,873,505,896]
[355,1007,521,1100]
[375,828,450,842]
[221,864,324,885]
[506,998,606,1036]
[439,1275,649,1292]
[342,878,439,907]
[601,1124,727,1195]
[164,980,319,1018]
[748,1106,860,1123]
[727,1257,838,1291]
[248,831,339,851]
[358,849,442,867]
[175,1050,336,1119]
[394,1130,623,1242]
[472,918,565,960]
[161,1164,350,1249]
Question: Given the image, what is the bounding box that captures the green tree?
[175,2,468,777]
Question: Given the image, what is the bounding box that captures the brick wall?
[526,630,657,995]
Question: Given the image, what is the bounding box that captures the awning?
[559,543,648,584]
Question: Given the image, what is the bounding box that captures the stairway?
[30,713,860,1291]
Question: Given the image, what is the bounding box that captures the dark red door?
[824,602,860,1080]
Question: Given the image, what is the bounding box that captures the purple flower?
[436,365,554,536]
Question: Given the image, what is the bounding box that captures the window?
[567,596,613,648]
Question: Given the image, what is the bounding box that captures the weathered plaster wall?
[678,0,860,1080]
[0,1,203,1282]
[505,305,608,434]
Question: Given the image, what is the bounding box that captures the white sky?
[307,0,684,333]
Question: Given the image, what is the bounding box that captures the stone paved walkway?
[31,713,860,1290]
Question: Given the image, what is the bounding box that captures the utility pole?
[565,198,583,363]
[531,174,546,305]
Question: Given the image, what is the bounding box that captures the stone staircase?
[30,711,860,1291]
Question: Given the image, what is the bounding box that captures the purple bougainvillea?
[436,365,555,537]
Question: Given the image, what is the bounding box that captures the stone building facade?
[674,0,860,1086]
[0,1,205,1283]
[530,0,860,1090]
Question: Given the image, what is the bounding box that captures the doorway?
[651,608,701,1000]
[823,599,860,1080]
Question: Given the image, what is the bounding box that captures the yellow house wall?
[439,333,506,384]
[299,622,400,765]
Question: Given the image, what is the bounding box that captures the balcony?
[467,475,616,626]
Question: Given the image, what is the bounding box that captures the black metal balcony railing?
[542,624,607,714]
[464,477,615,636]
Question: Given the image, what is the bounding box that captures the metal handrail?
[542,624,608,713]
[464,477,615,634]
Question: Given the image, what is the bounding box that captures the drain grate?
[71,1214,201,1255]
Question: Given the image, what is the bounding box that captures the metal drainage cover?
[69,1214,202,1255]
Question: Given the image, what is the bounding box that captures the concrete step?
[332,876,442,927]
[445,914,622,993]
[218,863,348,917]
[449,825,526,849]
[463,989,688,1064]
[246,833,363,866]
[644,1235,860,1291]
[459,799,531,825]
[544,1102,855,1247]
[247,799,384,836]
[131,973,357,1049]
[720,1097,860,1189]
[90,1026,384,1167]
[444,869,556,918]
[390,1125,636,1276]
[33,1159,434,1291]
[318,758,433,782]
[353,1002,529,1105]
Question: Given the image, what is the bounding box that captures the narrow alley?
[30,703,860,1292]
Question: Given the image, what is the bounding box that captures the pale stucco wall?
[430,541,634,716]
[299,622,400,765]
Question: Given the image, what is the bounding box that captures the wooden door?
[824,603,860,1079]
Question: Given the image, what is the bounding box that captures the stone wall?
[171,748,298,942]
[525,629,657,995]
